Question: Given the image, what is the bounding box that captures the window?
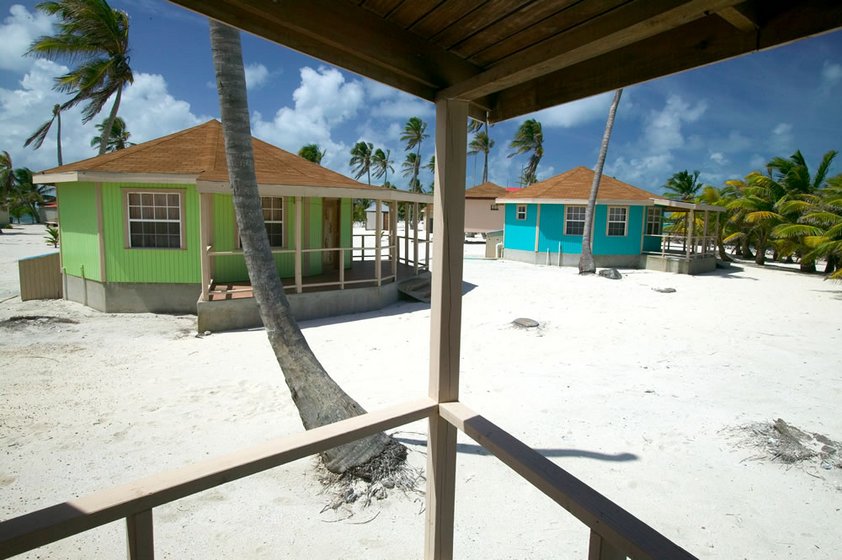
[565,205,585,235]
[490,203,499,211]
[607,206,628,236]
[646,207,662,235]
[127,191,182,248]
[516,205,527,220]
[261,197,284,247]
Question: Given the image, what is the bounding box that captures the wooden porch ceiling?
[168,0,841,123]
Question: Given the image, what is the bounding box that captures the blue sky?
[1,0,841,194]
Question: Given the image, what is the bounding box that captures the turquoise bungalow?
[33,120,431,330]
[497,167,723,273]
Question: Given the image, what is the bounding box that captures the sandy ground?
[1,223,841,559]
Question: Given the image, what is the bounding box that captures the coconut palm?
[0,151,13,232]
[24,104,63,165]
[371,148,394,186]
[28,0,134,156]
[424,155,436,192]
[664,170,702,201]
[298,144,325,164]
[401,116,427,189]
[468,130,494,184]
[402,152,422,193]
[209,20,403,475]
[508,118,543,185]
[579,89,622,274]
[90,116,133,153]
[9,168,48,223]
[349,141,374,185]
[726,170,787,265]
[801,174,842,277]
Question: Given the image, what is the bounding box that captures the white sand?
[1,224,841,559]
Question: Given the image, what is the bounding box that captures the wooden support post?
[703,210,709,253]
[686,210,695,257]
[424,98,468,560]
[126,510,154,560]
[295,196,303,294]
[391,201,398,277]
[339,248,345,289]
[375,199,382,286]
[414,201,420,275]
[404,202,410,265]
[588,530,626,560]
[199,193,211,301]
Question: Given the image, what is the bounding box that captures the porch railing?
[0,399,697,560]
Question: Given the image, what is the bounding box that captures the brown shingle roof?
[465,182,507,199]
[500,167,656,202]
[41,120,377,190]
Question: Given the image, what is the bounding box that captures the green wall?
[58,183,101,281]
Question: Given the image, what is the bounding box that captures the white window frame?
[237,196,285,248]
[516,204,527,221]
[646,206,662,235]
[606,206,628,237]
[124,190,185,249]
[564,205,586,236]
[490,203,499,211]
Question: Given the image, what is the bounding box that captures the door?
[322,198,340,270]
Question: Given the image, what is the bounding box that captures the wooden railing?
[0,399,697,560]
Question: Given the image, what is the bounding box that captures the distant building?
[464,182,507,235]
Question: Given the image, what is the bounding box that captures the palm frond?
[771,223,824,239]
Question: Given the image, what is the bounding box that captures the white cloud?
[251,66,366,173]
[709,152,727,165]
[821,61,841,93]
[768,122,794,154]
[0,5,55,72]
[643,95,707,153]
[528,92,613,128]
[119,73,206,143]
[244,63,269,91]
[605,154,674,189]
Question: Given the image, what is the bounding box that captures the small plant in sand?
[45,225,59,248]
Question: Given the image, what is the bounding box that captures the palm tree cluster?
[24,0,134,162]
[0,151,51,227]
[666,150,842,278]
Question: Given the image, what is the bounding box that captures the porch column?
[703,210,709,254]
[375,199,382,286]
[425,98,468,560]
[199,193,211,301]
[404,202,410,266]
[295,196,303,294]
[425,203,432,269]
[413,201,420,275]
[686,210,695,258]
[391,200,398,278]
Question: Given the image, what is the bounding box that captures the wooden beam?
[438,0,743,101]
[717,6,756,32]
[126,510,154,560]
[589,530,626,560]
[168,0,481,101]
[489,0,842,122]
[439,402,698,560]
[0,399,437,559]
[424,98,468,560]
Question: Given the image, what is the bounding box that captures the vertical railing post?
[425,203,431,270]
[413,201,420,275]
[686,210,695,258]
[404,202,410,265]
[340,248,345,289]
[295,196,303,293]
[391,200,398,278]
[375,199,382,286]
[588,530,625,560]
[424,98,468,560]
[199,193,211,301]
[126,510,154,560]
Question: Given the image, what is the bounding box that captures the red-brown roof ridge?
[500,166,656,201]
[465,181,507,198]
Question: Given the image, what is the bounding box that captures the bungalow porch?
[641,199,726,275]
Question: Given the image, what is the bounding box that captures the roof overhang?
[495,198,653,206]
[652,198,725,212]
[33,172,199,185]
[196,180,433,204]
[167,1,842,123]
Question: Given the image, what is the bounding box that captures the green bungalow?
[497,167,724,273]
[34,120,432,330]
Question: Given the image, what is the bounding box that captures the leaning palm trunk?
[98,86,123,156]
[579,89,622,274]
[209,21,401,474]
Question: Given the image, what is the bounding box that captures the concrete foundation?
[196,282,399,332]
[502,248,640,268]
[639,253,717,274]
[63,274,200,313]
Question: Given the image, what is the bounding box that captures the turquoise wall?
[504,203,650,255]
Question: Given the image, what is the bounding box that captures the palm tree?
[801,174,842,277]
[508,118,543,185]
[90,116,133,153]
[24,104,64,165]
[424,155,436,192]
[209,20,403,475]
[698,184,737,261]
[9,168,48,223]
[28,0,134,156]
[401,116,427,190]
[579,89,622,274]
[298,143,325,165]
[402,152,422,193]
[0,151,13,232]
[468,130,494,184]
[349,141,374,185]
[371,148,394,186]
[726,170,786,265]
[664,170,702,201]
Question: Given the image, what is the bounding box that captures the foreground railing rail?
[0,399,697,560]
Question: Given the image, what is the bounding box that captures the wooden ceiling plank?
[467,0,630,66]
[170,0,481,96]
[489,0,842,122]
[411,0,487,39]
[717,6,757,32]
[431,0,534,49]
[357,0,405,18]
[388,1,441,29]
[452,0,583,60]
[438,0,744,101]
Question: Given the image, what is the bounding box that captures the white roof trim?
[651,198,725,212]
[34,171,198,185]
[495,198,653,206]
[196,180,433,203]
